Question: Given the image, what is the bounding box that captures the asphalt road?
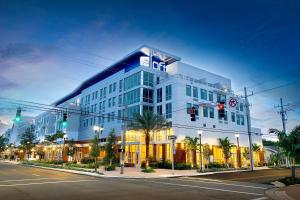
[197,168,300,184]
[0,162,272,200]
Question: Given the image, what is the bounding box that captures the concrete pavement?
[0,161,271,200]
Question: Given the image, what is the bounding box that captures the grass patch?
[141,167,155,173]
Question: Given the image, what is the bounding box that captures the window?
[126,105,140,119]
[100,89,103,99]
[224,111,228,121]
[92,92,95,100]
[240,103,244,112]
[143,105,153,113]
[102,100,106,112]
[217,94,221,103]
[209,107,214,118]
[112,97,116,106]
[95,91,98,99]
[241,115,245,125]
[203,106,208,117]
[157,88,162,103]
[156,77,160,84]
[194,104,199,116]
[186,103,192,114]
[186,85,191,96]
[119,80,123,92]
[118,95,122,106]
[201,89,207,100]
[237,115,240,125]
[124,72,141,91]
[108,98,112,107]
[109,84,112,93]
[143,88,153,103]
[118,110,122,121]
[209,91,213,102]
[111,112,115,121]
[123,88,140,105]
[231,112,235,122]
[99,102,102,113]
[107,113,111,122]
[157,105,162,115]
[113,82,116,92]
[103,87,107,98]
[193,86,198,98]
[166,85,172,100]
[143,71,154,87]
[166,103,172,118]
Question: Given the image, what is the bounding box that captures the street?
[0,162,272,200]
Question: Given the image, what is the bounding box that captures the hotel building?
[34,45,264,167]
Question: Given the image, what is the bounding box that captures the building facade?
[35,45,264,167]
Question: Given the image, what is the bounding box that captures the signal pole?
[120,105,128,175]
[243,87,254,172]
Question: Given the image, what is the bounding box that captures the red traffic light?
[218,102,225,110]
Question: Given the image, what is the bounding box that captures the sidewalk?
[266,184,299,200]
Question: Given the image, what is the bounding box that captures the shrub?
[105,164,116,171]
[81,157,95,164]
[207,162,225,168]
[175,163,192,170]
[142,167,155,173]
[278,177,300,185]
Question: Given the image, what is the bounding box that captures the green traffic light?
[62,121,67,127]
[15,117,21,122]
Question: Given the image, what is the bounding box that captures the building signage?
[168,135,177,140]
[140,56,166,72]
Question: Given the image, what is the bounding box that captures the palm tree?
[104,129,117,166]
[269,126,300,180]
[184,136,198,167]
[218,137,234,167]
[128,111,169,167]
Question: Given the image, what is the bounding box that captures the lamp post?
[235,133,241,168]
[198,129,203,172]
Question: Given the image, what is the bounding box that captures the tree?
[252,143,261,152]
[269,126,300,180]
[184,136,198,167]
[128,111,169,167]
[0,135,8,154]
[90,135,100,172]
[243,147,250,160]
[20,125,35,159]
[45,131,65,144]
[218,137,233,167]
[67,139,75,160]
[262,139,278,146]
[104,129,117,166]
[202,143,211,169]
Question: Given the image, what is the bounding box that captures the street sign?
[168,135,177,140]
[229,97,238,107]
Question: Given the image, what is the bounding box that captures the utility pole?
[274,98,287,133]
[120,105,127,174]
[243,87,254,172]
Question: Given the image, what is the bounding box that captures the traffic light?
[190,106,196,121]
[15,107,21,122]
[218,102,225,118]
[62,112,68,127]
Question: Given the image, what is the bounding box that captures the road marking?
[0,179,98,187]
[0,178,67,183]
[178,178,268,189]
[181,177,224,182]
[32,174,40,177]
[126,180,265,196]
[251,197,268,200]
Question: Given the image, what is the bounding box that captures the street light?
[235,133,241,168]
[198,129,203,172]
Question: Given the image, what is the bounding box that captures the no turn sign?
[229,97,238,107]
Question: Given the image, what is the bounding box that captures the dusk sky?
[0,0,299,137]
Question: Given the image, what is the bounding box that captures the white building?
[35,45,263,166]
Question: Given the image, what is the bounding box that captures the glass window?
[108,98,111,107]
[237,115,240,125]
[224,111,228,121]
[102,100,106,112]
[143,88,153,103]
[157,105,162,115]
[203,106,208,117]
[186,85,191,96]
[119,80,123,92]
[103,87,107,98]
[157,88,162,103]
[241,115,245,125]
[109,84,112,93]
[217,94,221,103]
[156,77,160,84]
[201,89,207,100]
[186,103,192,114]
[209,91,213,102]
[113,82,116,92]
[240,103,244,112]
[95,91,98,99]
[118,110,122,121]
[166,103,172,119]
[112,97,116,106]
[118,95,122,106]
[209,107,214,118]
[123,88,141,105]
[124,72,141,91]
[126,105,140,119]
[143,71,154,87]
[100,89,103,99]
[231,112,235,122]
[194,104,199,116]
[111,112,115,121]
[166,85,172,101]
[193,86,198,98]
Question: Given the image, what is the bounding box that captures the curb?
[265,187,295,200]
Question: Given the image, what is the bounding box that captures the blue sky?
[0,0,299,137]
